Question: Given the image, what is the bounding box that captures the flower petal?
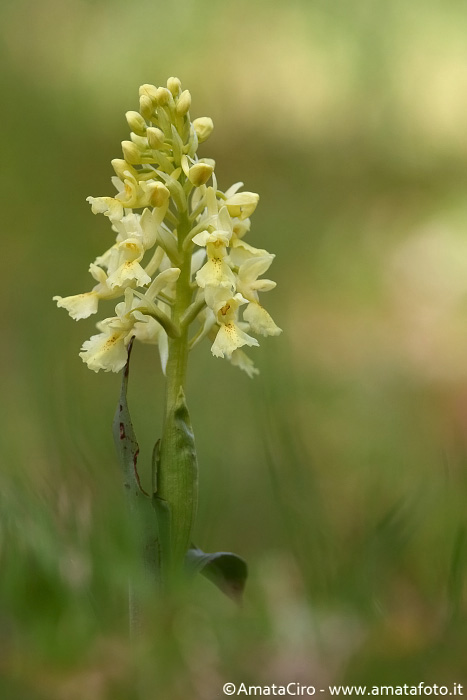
[229,239,268,267]
[53,292,99,320]
[243,302,282,337]
[211,322,259,358]
[229,349,259,378]
[79,330,129,372]
[196,258,236,290]
[107,261,151,289]
[140,207,158,249]
[225,192,259,220]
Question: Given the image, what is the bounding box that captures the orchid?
[54,78,281,613]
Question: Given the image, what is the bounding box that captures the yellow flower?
[79,287,169,372]
[193,229,236,292]
[106,238,151,289]
[79,321,131,373]
[79,298,135,373]
[210,292,259,359]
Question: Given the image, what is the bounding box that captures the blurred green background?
[2,0,467,697]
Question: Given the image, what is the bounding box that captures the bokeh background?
[2,0,467,697]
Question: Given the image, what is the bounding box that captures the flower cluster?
[54,78,281,376]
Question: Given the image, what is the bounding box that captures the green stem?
[157,206,198,575]
[165,209,192,402]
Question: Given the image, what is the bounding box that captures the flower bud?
[193,117,214,143]
[139,94,154,120]
[121,140,141,164]
[125,110,146,136]
[147,181,170,207]
[154,87,171,106]
[188,162,214,187]
[130,132,148,148]
[146,126,165,150]
[167,76,181,96]
[139,83,158,101]
[176,90,191,116]
[111,158,137,180]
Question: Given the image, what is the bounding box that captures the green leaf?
[112,340,159,573]
[186,546,248,603]
[112,339,148,500]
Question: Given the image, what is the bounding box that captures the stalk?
[156,206,199,576]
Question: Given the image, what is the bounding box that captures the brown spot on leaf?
[132,449,150,496]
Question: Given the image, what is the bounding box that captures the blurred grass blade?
[152,494,171,579]
[447,524,467,625]
[186,546,248,603]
